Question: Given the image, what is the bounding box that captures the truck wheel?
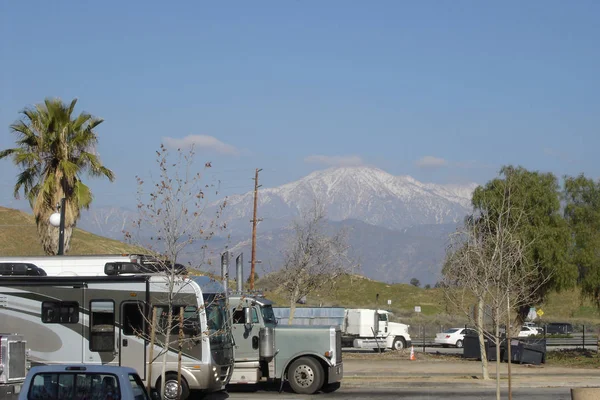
[157,373,190,400]
[287,357,324,394]
[392,337,406,350]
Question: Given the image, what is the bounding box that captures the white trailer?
[273,307,412,351]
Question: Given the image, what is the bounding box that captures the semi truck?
[274,307,412,351]
[222,254,343,395]
[0,334,28,400]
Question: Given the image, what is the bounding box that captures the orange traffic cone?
[410,346,416,361]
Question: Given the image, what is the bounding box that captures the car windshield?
[443,328,459,334]
[261,305,277,325]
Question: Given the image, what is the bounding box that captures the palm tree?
[0,98,115,254]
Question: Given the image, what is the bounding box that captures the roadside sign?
[536,308,544,317]
[387,299,392,306]
[414,306,421,313]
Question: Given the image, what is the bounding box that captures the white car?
[434,328,476,348]
[517,326,539,337]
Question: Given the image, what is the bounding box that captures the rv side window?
[41,301,79,324]
[123,302,146,336]
[89,300,115,352]
[155,305,200,334]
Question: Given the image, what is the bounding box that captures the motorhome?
[0,271,234,400]
[0,254,184,276]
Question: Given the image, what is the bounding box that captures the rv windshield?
[202,294,228,337]
[261,305,277,325]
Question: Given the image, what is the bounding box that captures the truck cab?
[344,309,412,351]
[228,294,343,394]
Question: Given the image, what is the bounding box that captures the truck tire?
[287,357,324,394]
[392,337,406,350]
[157,373,190,400]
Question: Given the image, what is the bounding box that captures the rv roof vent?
[0,263,47,276]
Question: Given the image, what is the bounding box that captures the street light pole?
[49,198,66,255]
[57,198,66,255]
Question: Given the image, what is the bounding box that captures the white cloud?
[304,155,364,167]
[415,156,448,169]
[162,135,239,155]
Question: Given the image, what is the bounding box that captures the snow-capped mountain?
[77,166,478,284]
[217,166,477,235]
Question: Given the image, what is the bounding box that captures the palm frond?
[74,181,92,209]
[0,148,17,160]
[58,159,80,181]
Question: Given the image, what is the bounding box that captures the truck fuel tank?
[259,326,275,360]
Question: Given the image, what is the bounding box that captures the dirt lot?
[341,350,600,388]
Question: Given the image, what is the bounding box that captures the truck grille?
[8,341,26,381]
[336,330,342,364]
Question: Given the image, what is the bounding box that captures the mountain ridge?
[215,166,476,235]
[75,166,477,283]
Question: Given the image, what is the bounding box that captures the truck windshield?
[261,305,277,325]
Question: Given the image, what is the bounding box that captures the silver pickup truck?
[18,365,151,400]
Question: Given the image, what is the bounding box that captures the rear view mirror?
[244,307,253,329]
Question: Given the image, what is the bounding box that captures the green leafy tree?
[409,278,420,287]
[471,166,575,309]
[0,98,115,254]
[564,174,600,307]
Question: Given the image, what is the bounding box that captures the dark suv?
[545,322,573,335]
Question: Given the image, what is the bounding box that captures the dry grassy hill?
[0,206,144,256]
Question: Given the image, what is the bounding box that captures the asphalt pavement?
[204,353,600,399]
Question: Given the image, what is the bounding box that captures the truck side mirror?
[244,307,253,329]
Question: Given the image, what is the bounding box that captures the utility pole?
[250,168,262,290]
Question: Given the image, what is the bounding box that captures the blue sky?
[1,1,599,210]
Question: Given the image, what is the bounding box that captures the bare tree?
[125,144,228,399]
[274,201,356,323]
[443,179,548,400]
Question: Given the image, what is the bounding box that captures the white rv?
[0,254,183,277]
[0,273,234,400]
